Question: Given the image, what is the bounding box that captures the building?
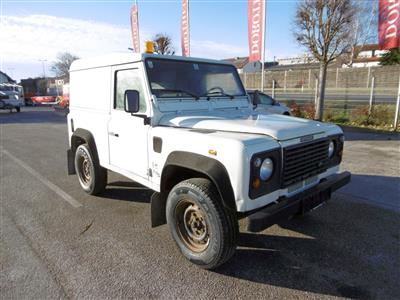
[221,57,278,73]
[350,44,388,68]
[276,54,316,66]
[0,71,16,84]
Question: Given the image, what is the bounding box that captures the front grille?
[282,138,329,187]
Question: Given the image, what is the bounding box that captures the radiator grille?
[282,139,329,187]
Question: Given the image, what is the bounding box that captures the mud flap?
[151,192,167,227]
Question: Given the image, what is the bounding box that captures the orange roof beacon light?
[144,41,154,54]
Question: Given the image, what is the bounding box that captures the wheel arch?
[68,128,100,175]
[151,151,237,227]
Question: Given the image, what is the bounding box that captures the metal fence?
[240,65,400,128]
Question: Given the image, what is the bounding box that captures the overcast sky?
[1,0,304,81]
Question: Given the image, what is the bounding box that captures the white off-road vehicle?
[67,53,350,269]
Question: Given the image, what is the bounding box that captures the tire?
[0,100,5,109]
[16,106,21,112]
[74,143,107,195]
[166,178,238,269]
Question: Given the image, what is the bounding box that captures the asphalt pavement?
[1,107,399,299]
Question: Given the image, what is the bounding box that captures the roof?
[221,57,249,69]
[70,53,233,72]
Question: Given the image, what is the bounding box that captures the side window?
[259,94,274,105]
[115,68,146,112]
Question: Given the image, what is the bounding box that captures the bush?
[303,103,315,119]
[350,105,395,127]
[287,100,303,117]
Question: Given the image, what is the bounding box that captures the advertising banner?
[130,4,140,53]
[181,0,190,56]
[379,0,400,49]
[248,0,265,62]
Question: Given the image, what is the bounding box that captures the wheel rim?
[175,199,210,253]
[78,150,91,186]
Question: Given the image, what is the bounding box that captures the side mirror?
[124,90,140,113]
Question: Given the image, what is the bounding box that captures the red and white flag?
[130,3,140,53]
[248,0,265,62]
[181,0,190,56]
[378,0,400,50]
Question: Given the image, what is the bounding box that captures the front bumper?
[247,171,351,232]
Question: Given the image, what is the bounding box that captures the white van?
[67,53,350,269]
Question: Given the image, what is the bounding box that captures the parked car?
[247,89,290,115]
[0,83,24,112]
[67,53,350,269]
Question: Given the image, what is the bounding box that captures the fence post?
[272,79,275,98]
[394,73,400,130]
[284,70,287,93]
[308,69,311,89]
[335,68,339,89]
[244,72,247,88]
[369,76,375,116]
[314,78,318,107]
[366,66,371,88]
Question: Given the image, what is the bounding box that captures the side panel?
[68,66,112,165]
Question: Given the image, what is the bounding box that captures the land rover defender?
[67,53,350,269]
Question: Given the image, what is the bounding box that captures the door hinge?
[147,168,153,177]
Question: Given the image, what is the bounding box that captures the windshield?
[145,58,246,99]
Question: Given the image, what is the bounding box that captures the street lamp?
[38,59,47,78]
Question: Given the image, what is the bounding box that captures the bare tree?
[152,33,175,55]
[294,0,355,120]
[345,1,378,66]
[50,52,79,78]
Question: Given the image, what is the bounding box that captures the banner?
[130,4,140,53]
[379,0,400,50]
[181,0,190,56]
[248,0,265,62]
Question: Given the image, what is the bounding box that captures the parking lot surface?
[1,107,399,299]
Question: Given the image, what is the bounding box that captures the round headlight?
[328,141,335,158]
[260,158,273,181]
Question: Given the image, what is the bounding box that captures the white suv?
[67,53,350,269]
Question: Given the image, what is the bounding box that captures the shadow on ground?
[216,199,399,299]
[98,177,399,299]
[342,126,400,141]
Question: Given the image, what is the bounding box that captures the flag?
[130,3,140,53]
[248,0,265,62]
[181,0,190,56]
[378,0,400,50]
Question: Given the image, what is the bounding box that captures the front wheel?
[166,178,238,269]
[16,106,21,112]
[74,144,107,195]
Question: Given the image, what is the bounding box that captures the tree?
[152,33,175,55]
[50,52,79,78]
[293,0,355,120]
[380,48,400,66]
[344,1,378,67]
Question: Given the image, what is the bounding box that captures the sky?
[0,0,304,81]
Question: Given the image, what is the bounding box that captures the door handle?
[109,132,119,137]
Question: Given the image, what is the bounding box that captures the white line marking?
[1,149,82,208]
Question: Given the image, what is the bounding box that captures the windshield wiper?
[202,91,235,100]
[156,89,199,100]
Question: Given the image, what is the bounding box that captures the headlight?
[260,158,273,181]
[328,141,335,158]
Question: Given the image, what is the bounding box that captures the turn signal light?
[252,178,261,189]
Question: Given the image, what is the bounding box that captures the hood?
[159,112,328,141]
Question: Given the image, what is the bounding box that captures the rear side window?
[115,68,146,112]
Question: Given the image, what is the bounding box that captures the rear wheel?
[74,144,107,195]
[166,178,238,269]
